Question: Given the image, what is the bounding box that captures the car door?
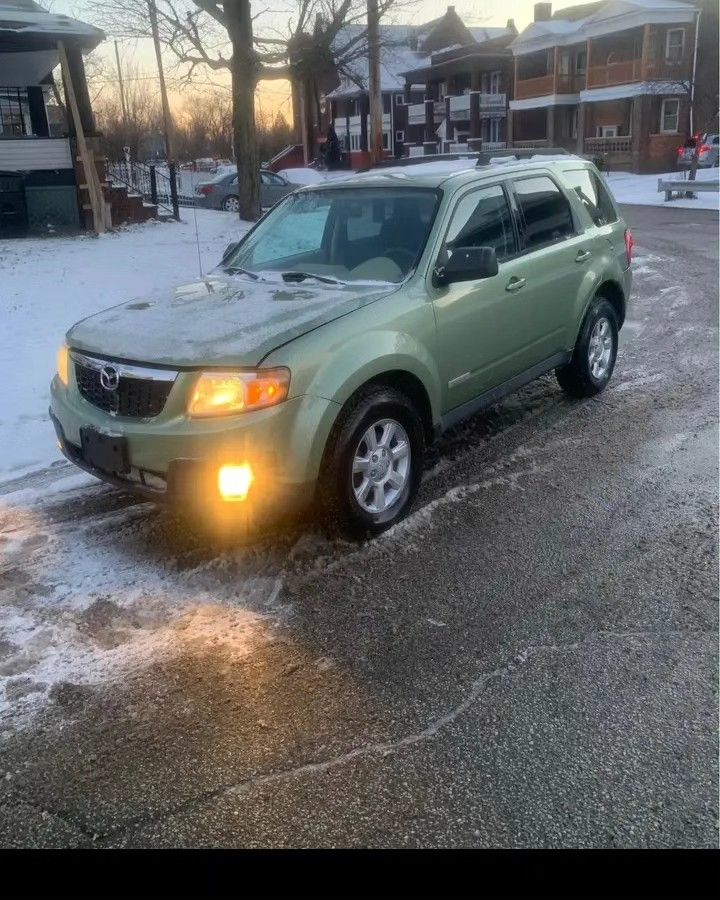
[430,182,531,410]
[506,173,597,364]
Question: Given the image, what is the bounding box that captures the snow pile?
[0,211,250,483]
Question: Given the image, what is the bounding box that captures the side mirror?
[433,246,499,287]
[221,241,239,262]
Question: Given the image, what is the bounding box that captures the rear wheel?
[222,195,240,212]
[556,297,619,398]
[319,386,425,536]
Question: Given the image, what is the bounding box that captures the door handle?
[575,249,592,263]
[505,277,526,292]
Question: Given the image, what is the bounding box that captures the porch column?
[404,82,412,103]
[470,69,481,92]
[630,94,650,174]
[445,95,454,145]
[27,86,49,137]
[62,42,96,135]
[345,106,350,153]
[468,91,481,151]
[507,108,514,146]
[576,102,586,155]
[423,98,435,151]
[546,105,556,145]
[360,94,369,152]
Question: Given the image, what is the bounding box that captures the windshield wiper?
[281,271,346,286]
[222,264,260,280]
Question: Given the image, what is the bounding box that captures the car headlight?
[57,343,69,386]
[187,368,290,417]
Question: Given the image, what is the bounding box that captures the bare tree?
[84,0,406,219]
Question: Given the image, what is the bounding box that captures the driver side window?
[444,185,517,262]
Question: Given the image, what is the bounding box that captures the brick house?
[323,7,516,167]
[509,0,715,173]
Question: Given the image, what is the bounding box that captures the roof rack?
[358,152,479,172]
[475,148,572,166]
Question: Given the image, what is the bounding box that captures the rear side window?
[563,169,618,226]
[512,176,575,251]
[444,185,517,261]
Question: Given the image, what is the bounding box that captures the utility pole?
[367,0,383,165]
[147,0,174,161]
[114,40,128,124]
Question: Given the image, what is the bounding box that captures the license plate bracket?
[80,427,129,474]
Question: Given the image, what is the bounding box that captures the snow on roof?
[0,0,103,44]
[468,26,512,42]
[512,0,696,54]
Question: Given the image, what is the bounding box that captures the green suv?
[50,154,632,534]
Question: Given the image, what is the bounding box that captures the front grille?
[74,357,176,418]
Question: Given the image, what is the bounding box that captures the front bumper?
[50,376,340,521]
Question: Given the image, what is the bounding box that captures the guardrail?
[658,177,720,201]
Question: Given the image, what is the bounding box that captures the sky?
[51,1,574,118]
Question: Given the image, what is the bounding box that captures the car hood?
[66,273,398,367]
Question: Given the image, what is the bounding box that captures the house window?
[596,125,618,137]
[395,94,404,105]
[350,134,361,151]
[383,132,390,149]
[438,82,447,100]
[570,107,578,139]
[481,72,489,93]
[558,52,571,76]
[0,87,30,136]
[665,28,685,61]
[660,98,680,133]
[490,71,502,93]
[395,130,405,142]
[575,50,587,74]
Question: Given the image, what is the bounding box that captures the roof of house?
[326,19,514,98]
[0,0,103,46]
[511,0,697,54]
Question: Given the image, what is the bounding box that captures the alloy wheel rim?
[225,197,239,212]
[352,418,411,514]
[588,317,613,380]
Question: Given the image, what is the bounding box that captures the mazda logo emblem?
[100,365,120,391]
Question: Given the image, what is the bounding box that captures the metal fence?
[106,161,186,218]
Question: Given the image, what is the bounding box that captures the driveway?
[0,203,717,848]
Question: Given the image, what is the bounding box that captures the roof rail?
[359,152,480,172]
[476,148,572,166]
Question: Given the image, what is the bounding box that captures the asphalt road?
[0,203,717,848]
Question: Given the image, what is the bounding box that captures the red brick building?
[509,0,717,172]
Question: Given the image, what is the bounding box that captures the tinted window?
[513,176,575,250]
[564,169,618,226]
[444,185,516,261]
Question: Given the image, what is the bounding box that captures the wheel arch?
[595,279,626,329]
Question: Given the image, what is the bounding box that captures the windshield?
[224,187,440,284]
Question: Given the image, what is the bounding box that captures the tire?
[222,195,240,213]
[556,297,619,398]
[319,385,425,537]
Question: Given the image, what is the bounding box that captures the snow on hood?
[66,272,397,367]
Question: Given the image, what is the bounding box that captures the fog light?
[218,463,253,501]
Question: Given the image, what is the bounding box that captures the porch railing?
[584,136,632,154]
[514,74,554,99]
[107,160,182,217]
[586,60,641,88]
[512,139,549,148]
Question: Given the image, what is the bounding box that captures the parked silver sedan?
[677,133,720,169]
[195,169,299,211]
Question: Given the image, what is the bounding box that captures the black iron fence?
[106,160,191,218]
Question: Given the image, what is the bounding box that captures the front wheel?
[222,195,240,213]
[319,386,425,536]
[556,298,619,398]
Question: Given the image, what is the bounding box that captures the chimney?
[506,17,517,33]
[447,5,456,13]
[534,3,552,21]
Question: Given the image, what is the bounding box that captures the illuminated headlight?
[187,368,290,417]
[57,343,69,386]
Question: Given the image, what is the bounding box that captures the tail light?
[624,228,634,266]
[677,146,684,155]
[699,144,710,154]
[198,184,214,196]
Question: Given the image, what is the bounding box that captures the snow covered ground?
[0,210,250,483]
[605,167,719,211]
